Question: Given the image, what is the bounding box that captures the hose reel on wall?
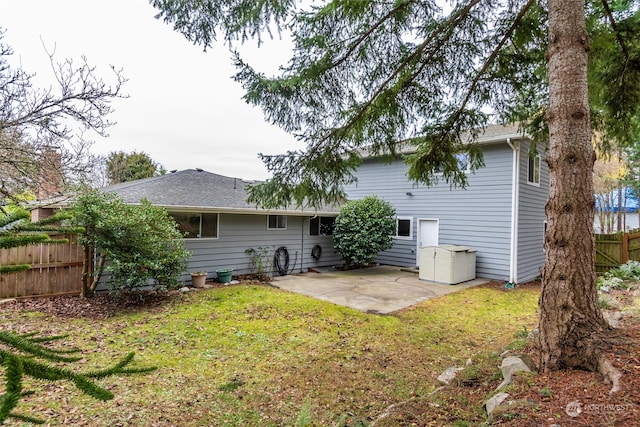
[274,246,290,276]
[311,244,322,260]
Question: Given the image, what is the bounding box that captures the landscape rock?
[487,397,539,423]
[179,287,191,293]
[604,310,623,328]
[496,355,536,390]
[437,366,463,385]
[484,392,509,421]
[228,280,240,285]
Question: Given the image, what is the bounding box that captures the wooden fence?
[595,228,640,273]
[0,235,83,299]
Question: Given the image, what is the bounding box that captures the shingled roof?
[102,169,339,215]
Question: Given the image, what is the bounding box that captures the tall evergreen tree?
[149,0,640,389]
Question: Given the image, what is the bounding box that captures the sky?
[2,0,299,181]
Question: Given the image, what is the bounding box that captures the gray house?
[345,124,549,284]
[101,169,341,281]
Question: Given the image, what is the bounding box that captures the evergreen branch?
[0,331,82,363]
[317,0,482,154]
[331,0,416,69]
[0,234,50,249]
[600,0,630,59]
[0,329,156,423]
[84,352,158,379]
[32,210,73,226]
[0,211,29,228]
[0,264,31,274]
[7,412,45,424]
[0,354,23,424]
[450,0,537,130]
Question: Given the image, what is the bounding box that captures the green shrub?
[597,260,640,290]
[71,190,191,296]
[333,196,396,269]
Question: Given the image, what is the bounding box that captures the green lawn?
[1,282,539,426]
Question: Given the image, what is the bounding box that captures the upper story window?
[395,217,413,239]
[456,152,470,172]
[528,150,541,185]
[268,215,287,230]
[438,152,470,174]
[170,212,218,239]
[310,216,336,236]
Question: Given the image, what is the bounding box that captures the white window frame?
[395,216,413,240]
[267,214,287,230]
[527,150,541,186]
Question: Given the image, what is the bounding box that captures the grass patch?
[1,282,539,426]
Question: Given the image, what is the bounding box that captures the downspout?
[301,215,318,273]
[506,138,520,284]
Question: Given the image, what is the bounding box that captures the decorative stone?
[604,310,623,328]
[496,355,536,390]
[437,366,463,385]
[179,287,191,293]
[228,280,240,285]
[488,397,538,423]
[484,392,509,420]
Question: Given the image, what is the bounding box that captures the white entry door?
[417,219,439,266]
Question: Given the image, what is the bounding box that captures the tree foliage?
[150,0,640,384]
[149,0,640,208]
[0,330,156,425]
[106,151,164,184]
[0,208,82,274]
[69,189,190,297]
[0,29,126,201]
[333,196,395,269]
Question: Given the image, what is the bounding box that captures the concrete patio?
[270,265,489,314]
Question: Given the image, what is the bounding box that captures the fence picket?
[595,228,640,272]
[0,235,83,298]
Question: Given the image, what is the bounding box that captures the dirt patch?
[0,280,242,320]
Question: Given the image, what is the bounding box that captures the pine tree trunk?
[540,0,610,372]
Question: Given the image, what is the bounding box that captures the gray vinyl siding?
[183,213,340,282]
[517,140,548,283]
[346,143,514,281]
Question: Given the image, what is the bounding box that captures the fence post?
[622,231,629,264]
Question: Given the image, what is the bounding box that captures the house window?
[170,212,218,238]
[395,217,413,239]
[438,152,470,173]
[456,152,470,172]
[268,215,287,230]
[528,150,540,185]
[310,217,336,236]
